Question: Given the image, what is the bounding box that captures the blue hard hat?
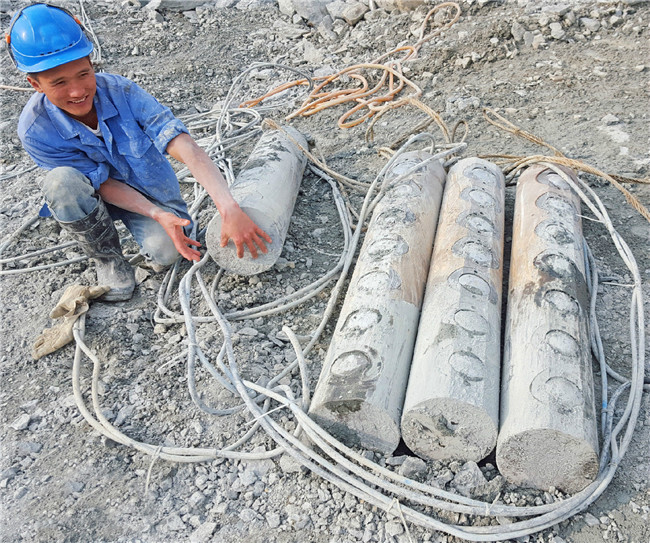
[6,3,94,73]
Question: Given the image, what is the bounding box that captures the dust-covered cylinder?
[496,164,599,494]
[309,151,446,454]
[401,157,505,462]
[206,125,308,275]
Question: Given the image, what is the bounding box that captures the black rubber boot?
[59,199,136,302]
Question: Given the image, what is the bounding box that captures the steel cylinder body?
[401,158,505,462]
[309,151,446,454]
[496,164,598,493]
[206,126,307,275]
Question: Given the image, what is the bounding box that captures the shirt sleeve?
[121,78,189,155]
[20,136,110,190]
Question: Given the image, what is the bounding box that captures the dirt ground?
[0,0,649,542]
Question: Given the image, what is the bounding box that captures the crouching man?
[8,3,270,301]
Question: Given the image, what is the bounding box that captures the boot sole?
[100,287,135,302]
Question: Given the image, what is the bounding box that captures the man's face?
[26,57,96,122]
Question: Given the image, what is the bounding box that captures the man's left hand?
[220,206,272,259]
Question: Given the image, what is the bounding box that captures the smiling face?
[26,57,97,127]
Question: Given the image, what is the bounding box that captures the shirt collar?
[43,80,118,144]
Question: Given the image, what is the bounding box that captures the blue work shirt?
[18,72,191,221]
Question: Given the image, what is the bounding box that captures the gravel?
[1,1,649,542]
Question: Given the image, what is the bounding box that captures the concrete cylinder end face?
[206,206,283,275]
[496,429,598,493]
[465,187,497,209]
[401,399,497,462]
[310,402,401,454]
[457,211,496,235]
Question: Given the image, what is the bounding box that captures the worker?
[7,3,271,301]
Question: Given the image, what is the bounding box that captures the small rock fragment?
[303,40,325,64]
[0,467,18,484]
[434,468,454,488]
[317,16,337,41]
[293,0,329,25]
[456,56,472,69]
[564,11,576,26]
[239,508,257,522]
[450,461,487,497]
[549,22,566,40]
[532,34,547,49]
[374,0,425,11]
[188,491,205,508]
[165,514,186,532]
[278,0,295,16]
[16,442,42,455]
[189,522,217,543]
[10,414,31,431]
[66,481,85,494]
[385,520,404,536]
[580,17,600,33]
[523,31,535,46]
[398,457,428,481]
[340,2,368,26]
[266,511,281,528]
[279,453,305,473]
[511,21,525,43]
[385,455,407,466]
[601,114,620,125]
[14,486,28,499]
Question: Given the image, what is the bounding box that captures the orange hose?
[239,78,311,108]
[241,3,460,129]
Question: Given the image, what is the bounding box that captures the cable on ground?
[0,4,646,540]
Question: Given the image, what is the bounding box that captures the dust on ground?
[0,1,649,542]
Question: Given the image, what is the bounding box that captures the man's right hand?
[98,178,202,262]
[153,210,201,262]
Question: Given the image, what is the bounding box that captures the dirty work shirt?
[18,73,191,222]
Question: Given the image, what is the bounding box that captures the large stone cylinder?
[309,151,446,454]
[401,158,505,462]
[496,164,599,494]
[206,126,307,275]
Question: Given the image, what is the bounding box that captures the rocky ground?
[1,0,649,542]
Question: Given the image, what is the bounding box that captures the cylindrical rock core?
[401,157,505,462]
[496,164,599,494]
[206,125,307,275]
[309,151,446,454]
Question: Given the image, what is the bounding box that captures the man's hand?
[220,206,272,259]
[153,210,201,262]
[98,178,201,261]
